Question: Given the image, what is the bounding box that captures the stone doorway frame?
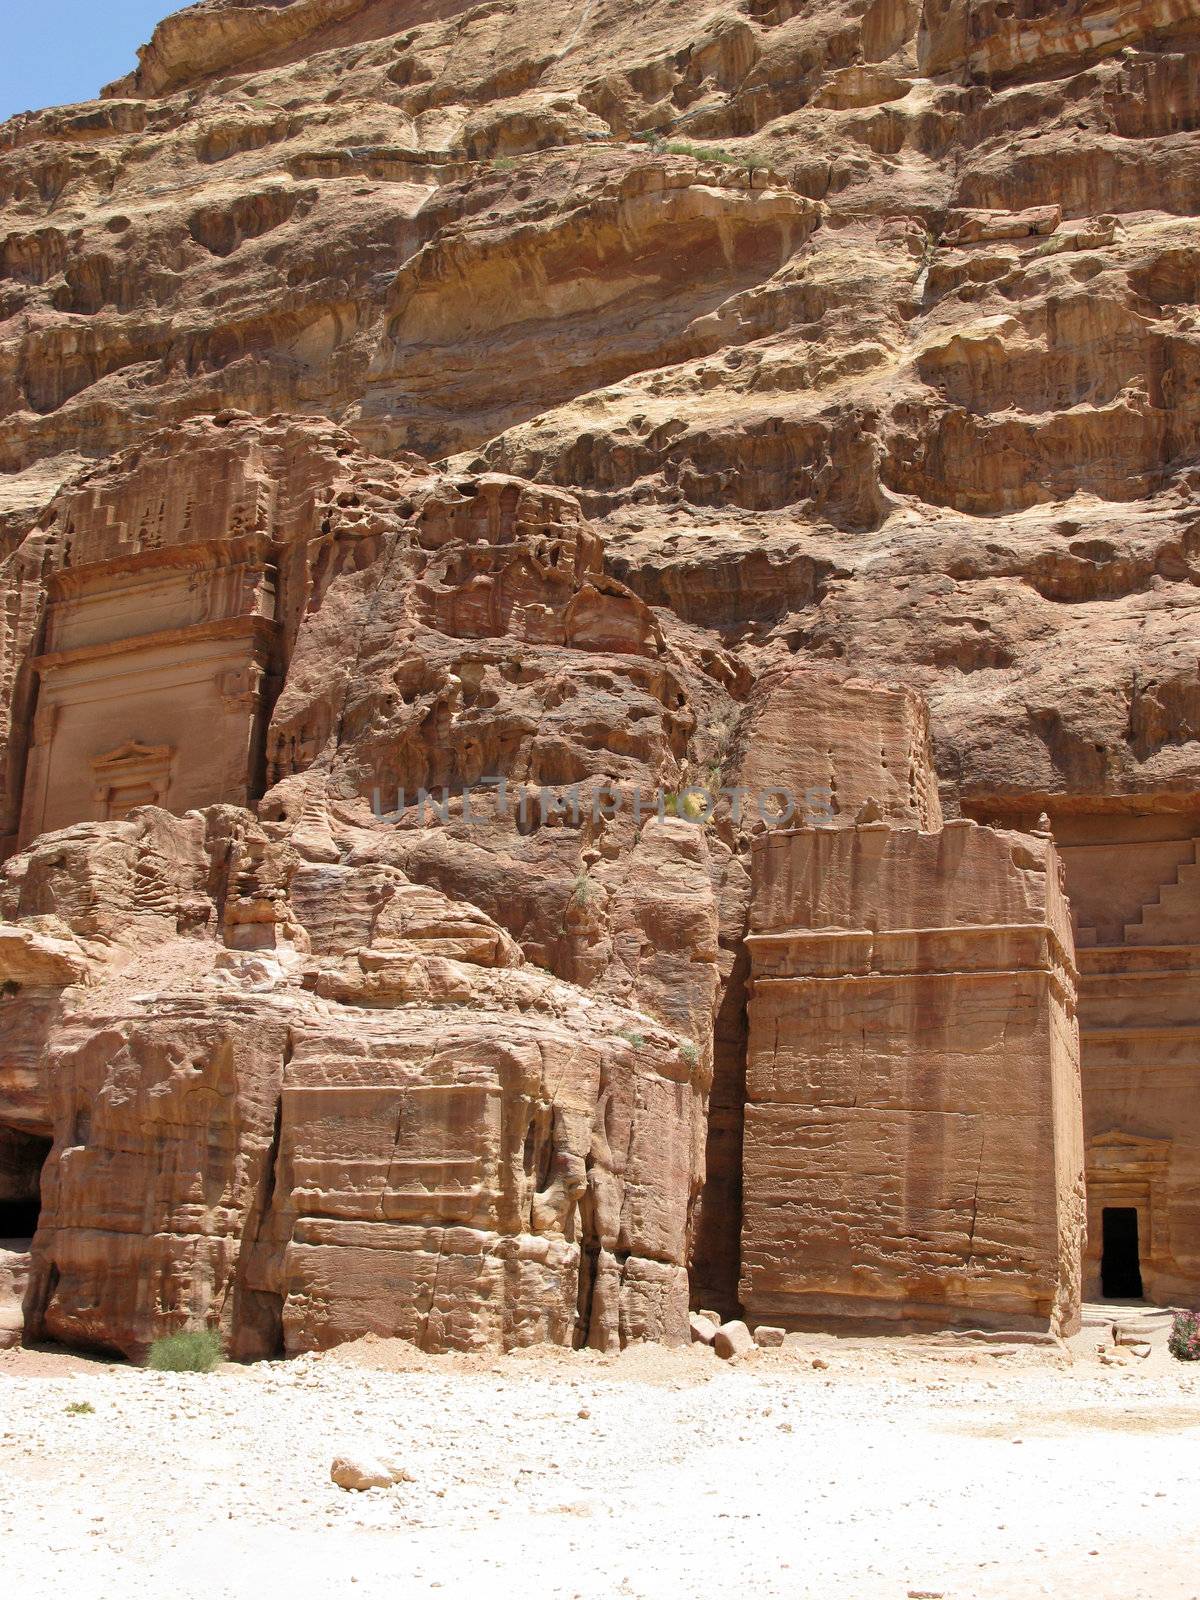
[1084,1129,1171,1299]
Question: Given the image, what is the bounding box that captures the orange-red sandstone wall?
[742,822,1083,1334]
[969,805,1200,1308]
[1061,817,1200,1304]
[689,669,946,1315]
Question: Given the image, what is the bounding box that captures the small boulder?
[330,1454,413,1491]
[753,1325,786,1349]
[689,1313,717,1346]
[1113,1324,1151,1348]
[695,1309,721,1326]
[712,1320,755,1360]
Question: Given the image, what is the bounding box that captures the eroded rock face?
[9,805,709,1359]
[0,422,724,1356]
[0,0,1198,1347]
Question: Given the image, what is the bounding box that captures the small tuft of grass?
[569,873,595,908]
[146,1328,224,1373]
[678,1040,700,1068]
[64,1400,94,1416]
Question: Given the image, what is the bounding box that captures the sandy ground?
[1,1329,1198,1600]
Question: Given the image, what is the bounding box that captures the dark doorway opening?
[1101,1206,1144,1299]
[0,1129,51,1246]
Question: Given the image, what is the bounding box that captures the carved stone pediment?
[90,741,174,820]
[1087,1129,1171,1177]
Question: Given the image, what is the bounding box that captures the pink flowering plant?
[1168,1308,1200,1361]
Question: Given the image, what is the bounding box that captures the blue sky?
[1,2,179,123]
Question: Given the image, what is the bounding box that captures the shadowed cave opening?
[0,1196,41,1241]
[0,1131,52,1248]
[1101,1206,1144,1300]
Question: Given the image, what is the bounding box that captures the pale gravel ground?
[1,1335,1198,1600]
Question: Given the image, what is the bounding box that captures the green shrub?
[663,791,705,821]
[64,1400,94,1415]
[1168,1308,1200,1361]
[678,1040,700,1068]
[629,131,744,166]
[146,1328,224,1373]
[663,140,741,166]
[617,1029,647,1049]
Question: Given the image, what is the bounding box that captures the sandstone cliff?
[0,0,1198,1351]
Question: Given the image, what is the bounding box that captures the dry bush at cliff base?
[146,1329,224,1373]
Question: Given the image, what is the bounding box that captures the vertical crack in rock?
[966,1128,985,1264]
